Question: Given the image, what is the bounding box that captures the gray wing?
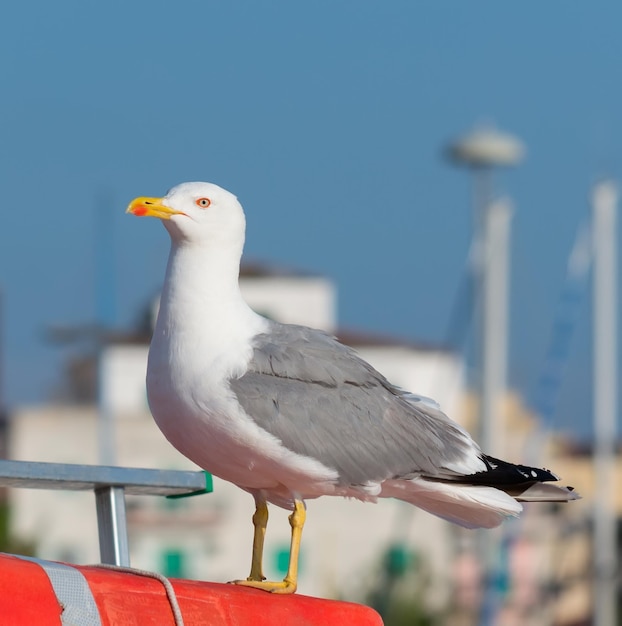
[228,323,476,486]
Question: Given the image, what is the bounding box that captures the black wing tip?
[477,455,562,486]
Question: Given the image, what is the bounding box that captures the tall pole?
[480,197,513,455]
[592,180,618,626]
[474,196,514,625]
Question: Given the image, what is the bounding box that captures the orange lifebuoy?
[0,553,383,625]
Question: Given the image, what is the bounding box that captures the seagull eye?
[195,197,211,208]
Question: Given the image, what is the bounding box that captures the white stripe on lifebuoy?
[13,555,102,626]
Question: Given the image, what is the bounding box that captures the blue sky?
[1,2,621,440]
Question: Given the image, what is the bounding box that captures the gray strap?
[10,555,102,626]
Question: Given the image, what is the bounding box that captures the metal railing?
[0,459,212,566]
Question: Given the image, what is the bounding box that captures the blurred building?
[6,262,619,623]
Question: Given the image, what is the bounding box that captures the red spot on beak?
[133,207,148,216]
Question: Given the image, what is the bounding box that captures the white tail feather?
[382,477,523,529]
[514,482,580,502]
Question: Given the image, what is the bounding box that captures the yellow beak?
[126,196,183,220]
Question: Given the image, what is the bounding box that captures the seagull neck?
[160,240,252,324]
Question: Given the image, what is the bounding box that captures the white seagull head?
[127,181,246,246]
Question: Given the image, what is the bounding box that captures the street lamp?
[446,124,524,454]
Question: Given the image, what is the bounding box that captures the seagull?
[127,182,578,594]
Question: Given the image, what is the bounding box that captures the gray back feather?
[229,323,474,486]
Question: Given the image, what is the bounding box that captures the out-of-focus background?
[1,3,620,625]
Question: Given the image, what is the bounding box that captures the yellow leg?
[247,500,268,581]
[233,499,306,594]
